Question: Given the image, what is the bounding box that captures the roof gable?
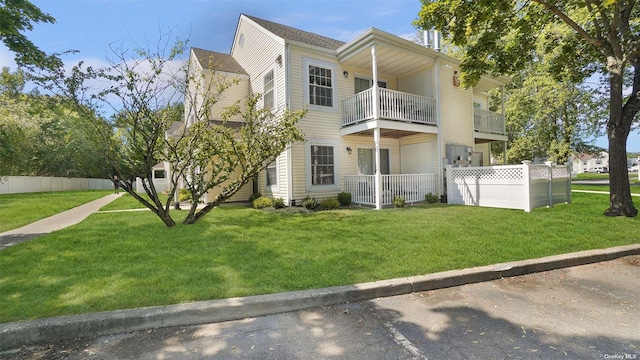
[191,47,248,75]
[243,14,345,50]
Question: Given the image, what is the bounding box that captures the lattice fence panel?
[529,167,549,180]
[450,167,523,181]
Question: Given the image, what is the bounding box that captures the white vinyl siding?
[232,17,285,110]
[439,62,473,150]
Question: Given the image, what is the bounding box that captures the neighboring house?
[182,14,509,208]
[570,152,610,174]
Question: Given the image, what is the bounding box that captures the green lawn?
[0,190,113,233]
[1,191,638,323]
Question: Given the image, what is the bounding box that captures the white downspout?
[372,44,382,210]
[285,43,295,206]
[435,57,444,197]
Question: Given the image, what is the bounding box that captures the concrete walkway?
[0,193,122,250]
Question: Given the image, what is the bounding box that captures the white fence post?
[522,160,532,212]
[566,163,572,204]
[545,161,553,208]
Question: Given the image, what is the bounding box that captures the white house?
[183,14,509,209]
[570,152,610,174]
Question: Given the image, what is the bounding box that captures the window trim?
[305,139,340,191]
[303,57,337,112]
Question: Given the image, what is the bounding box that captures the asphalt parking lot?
[2,255,639,360]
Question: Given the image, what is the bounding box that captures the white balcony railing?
[344,173,439,206]
[474,109,505,135]
[342,88,437,127]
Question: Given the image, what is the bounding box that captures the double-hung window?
[309,65,332,107]
[266,161,277,186]
[304,58,335,109]
[310,145,334,185]
[263,69,274,110]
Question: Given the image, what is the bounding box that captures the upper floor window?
[309,65,333,107]
[304,58,336,110]
[263,69,274,110]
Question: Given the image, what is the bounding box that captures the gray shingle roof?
[191,47,248,75]
[244,14,345,50]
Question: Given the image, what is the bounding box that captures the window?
[153,169,166,179]
[266,161,277,186]
[473,99,483,109]
[263,69,274,110]
[355,76,387,94]
[308,64,333,107]
[310,145,334,185]
[358,148,390,175]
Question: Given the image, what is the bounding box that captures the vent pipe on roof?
[434,30,441,52]
[423,30,431,48]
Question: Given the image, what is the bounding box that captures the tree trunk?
[604,60,637,217]
[157,209,177,227]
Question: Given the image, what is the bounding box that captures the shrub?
[178,188,191,201]
[252,196,273,209]
[337,192,352,206]
[302,196,319,210]
[425,193,439,203]
[248,192,262,203]
[272,197,285,209]
[393,195,405,208]
[319,197,340,210]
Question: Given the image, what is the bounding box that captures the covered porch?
[344,173,439,206]
[337,28,444,209]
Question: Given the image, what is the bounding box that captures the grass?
[0,190,113,233]
[0,191,638,323]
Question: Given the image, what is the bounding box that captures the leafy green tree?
[501,66,605,164]
[178,93,305,224]
[34,37,306,227]
[0,67,109,178]
[0,0,60,68]
[416,0,640,217]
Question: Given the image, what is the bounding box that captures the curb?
[2,244,639,351]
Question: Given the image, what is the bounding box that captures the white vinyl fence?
[0,176,114,194]
[446,161,571,212]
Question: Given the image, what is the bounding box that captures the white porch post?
[371,44,380,120]
[435,56,444,197]
[371,43,383,209]
[374,127,382,210]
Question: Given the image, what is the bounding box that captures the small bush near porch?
[0,192,638,322]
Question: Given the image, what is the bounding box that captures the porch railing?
[342,88,437,127]
[474,109,505,135]
[344,173,439,206]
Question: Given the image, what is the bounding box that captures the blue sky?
[0,0,636,152]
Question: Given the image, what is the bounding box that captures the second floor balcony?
[474,108,505,135]
[342,88,437,127]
